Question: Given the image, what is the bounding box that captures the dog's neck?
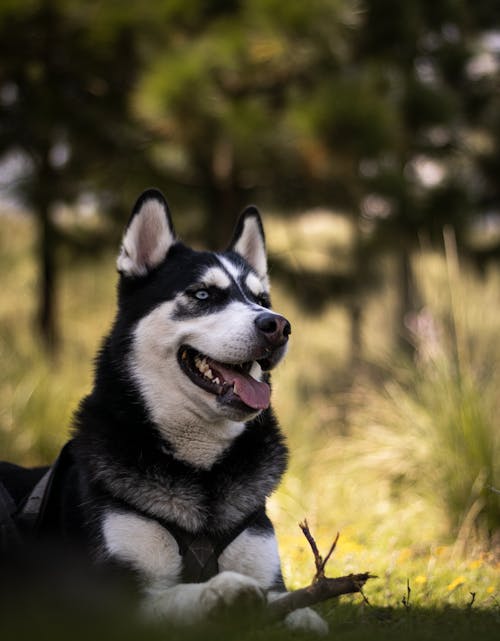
[156,413,246,469]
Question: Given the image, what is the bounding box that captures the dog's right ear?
[117,189,176,277]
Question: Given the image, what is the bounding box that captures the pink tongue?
[214,364,270,410]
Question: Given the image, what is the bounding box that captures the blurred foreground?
[0,211,498,634]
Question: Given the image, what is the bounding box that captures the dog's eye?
[194,289,210,301]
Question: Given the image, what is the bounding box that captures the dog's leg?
[144,571,266,623]
[102,510,328,631]
[102,511,266,623]
[267,591,329,635]
[219,524,329,635]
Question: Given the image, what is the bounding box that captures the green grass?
[0,212,499,639]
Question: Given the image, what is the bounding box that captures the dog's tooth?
[205,368,213,380]
[213,377,220,385]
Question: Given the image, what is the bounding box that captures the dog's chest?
[134,463,269,532]
[102,509,280,588]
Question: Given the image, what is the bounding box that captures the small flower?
[486,586,495,594]
[468,559,482,570]
[447,576,465,591]
[415,575,427,585]
[397,548,412,563]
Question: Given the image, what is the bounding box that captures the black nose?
[255,313,291,347]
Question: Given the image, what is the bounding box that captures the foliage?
[0,0,163,348]
[2,0,500,356]
[344,249,500,545]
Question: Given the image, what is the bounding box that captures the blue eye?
[195,289,209,300]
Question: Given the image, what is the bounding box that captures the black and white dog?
[0,190,327,633]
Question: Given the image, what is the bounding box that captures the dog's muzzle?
[176,313,291,414]
[253,312,291,372]
[255,313,291,348]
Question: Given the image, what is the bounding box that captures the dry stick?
[299,519,341,581]
[321,531,340,575]
[265,520,376,622]
[266,573,375,622]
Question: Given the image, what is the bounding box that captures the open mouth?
[178,346,271,411]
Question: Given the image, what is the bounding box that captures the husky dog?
[0,190,327,634]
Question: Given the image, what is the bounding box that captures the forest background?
[0,1,499,638]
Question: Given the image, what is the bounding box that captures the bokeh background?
[0,0,499,627]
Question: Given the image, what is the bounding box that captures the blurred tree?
[351,0,500,351]
[1,0,498,361]
[135,0,357,245]
[293,0,500,354]
[0,0,161,352]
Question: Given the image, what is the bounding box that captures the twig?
[299,519,323,579]
[264,520,376,623]
[322,532,340,574]
[357,582,374,608]
[298,519,340,581]
[266,573,375,622]
[402,579,411,609]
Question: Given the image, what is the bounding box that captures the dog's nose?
[255,313,291,347]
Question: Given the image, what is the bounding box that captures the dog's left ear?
[117,189,176,277]
[228,206,268,283]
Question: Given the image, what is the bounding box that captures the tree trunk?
[34,0,59,355]
[203,138,245,249]
[35,155,59,355]
[349,301,362,367]
[349,213,365,368]
[396,247,417,357]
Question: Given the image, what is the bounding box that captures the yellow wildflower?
[486,586,495,594]
[447,576,465,591]
[397,548,412,563]
[435,546,448,556]
[415,575,427,585]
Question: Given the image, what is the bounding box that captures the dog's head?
[114,189,291,426]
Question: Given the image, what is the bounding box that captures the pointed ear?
[228,206,268,284]
[117,189,176,277]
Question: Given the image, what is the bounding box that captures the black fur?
[1,195,289,589]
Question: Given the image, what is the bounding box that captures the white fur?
[117,199,174,276]
[145,571,265,624]
[245,272,265,297]
[128,298,276,467]
[231,216,269,287]
[199,266,231,289]
[268,592,329,634]
[217,255,242,281]
[284,607,329,635]
[219,529,281,587]
[102,511,181,586]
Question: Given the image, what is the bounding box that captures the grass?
[0,212,499,638]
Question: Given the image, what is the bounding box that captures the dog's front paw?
[201,571,266,617]
[285,607,329,635]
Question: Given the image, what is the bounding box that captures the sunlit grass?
[0,212,498,634]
